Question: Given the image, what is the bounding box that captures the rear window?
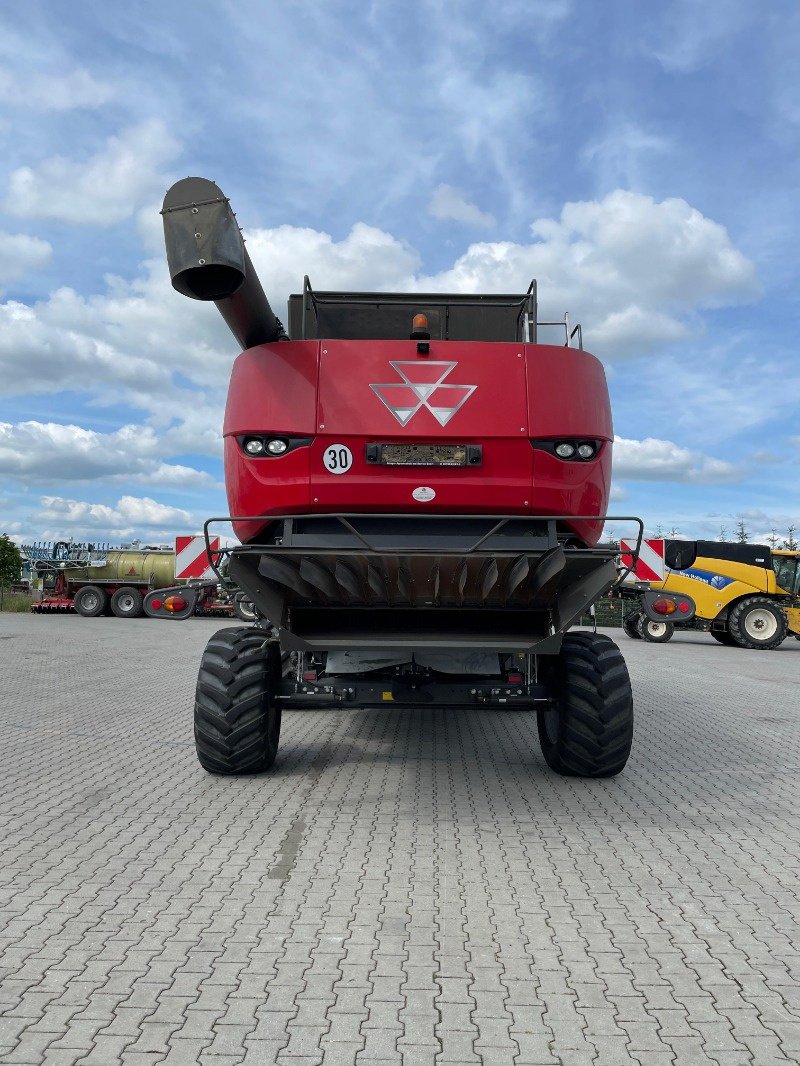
[665,541,697,570]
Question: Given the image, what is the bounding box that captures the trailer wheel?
[728,596,787,650]
[233,594,258,622]
[110,586,144,618]
[622,612,642,639]
[538,633,633,778]
[710,629,736,646]
[74,585,107,617]
[194,626,282,775]
[637,616,674,643]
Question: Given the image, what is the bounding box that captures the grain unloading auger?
[149,176,647,777]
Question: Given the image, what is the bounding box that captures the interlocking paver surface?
[1,613,799,1065]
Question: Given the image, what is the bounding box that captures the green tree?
[785,524,798,551]
[735,518,749,543]
[0,534,23,605]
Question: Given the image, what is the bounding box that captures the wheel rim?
[742,607,778,641]
[238,598,257,620]
[118,593,135,613]
[83,592,99,612]
[646,621,668,638]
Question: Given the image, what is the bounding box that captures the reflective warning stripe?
[175,536,219,580]
[620,538,665,581]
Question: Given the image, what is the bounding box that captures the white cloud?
[0,191,759,427]
[416,190,759,356]
[0,232,52,283]
[613,435,739,484]
[246,222,419,303]
[4,120,180,225]
[0,66,113,110]
[35,494,193,531]
[0,420,215,485]
[428,185,495,228]
[134,463,216,489]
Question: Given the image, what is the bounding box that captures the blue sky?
[1,0,798,546]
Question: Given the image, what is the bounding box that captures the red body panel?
[224,343,318,436]
[525,345,612,439]
[317,340,528,436]
[223,339,612,545]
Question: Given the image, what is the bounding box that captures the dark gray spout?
[161,176,285,349]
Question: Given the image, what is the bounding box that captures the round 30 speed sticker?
[322,444,353,474]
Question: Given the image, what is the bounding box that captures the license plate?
[376,443,468,466]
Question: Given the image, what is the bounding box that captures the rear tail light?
[534,439,601,462]
[652,597,677,615]
[164,595,188,612]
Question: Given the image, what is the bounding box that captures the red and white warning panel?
[175,536,220,580]
[620,538,665,582]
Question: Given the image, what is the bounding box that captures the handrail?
[203,513,643,572]
[296,276,584,348]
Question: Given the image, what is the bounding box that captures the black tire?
[194,627,282,774]
[233,594,258,622]
[637,616,675,643]
[728,596,788,650]
[538,632,633,778]
[622,612,642,639]
[710,629,736,646]
[74,585,107,617]
[110,586,144,618]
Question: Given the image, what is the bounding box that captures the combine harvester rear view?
[147,176,657,778]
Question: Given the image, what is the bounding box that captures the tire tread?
[194,626,281,774]
[539,632,633,777]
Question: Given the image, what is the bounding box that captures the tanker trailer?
[147,176,651,778]
[26,537,248,618]
[28,543,177,617]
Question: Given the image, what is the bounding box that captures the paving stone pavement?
[1,613,799,1065]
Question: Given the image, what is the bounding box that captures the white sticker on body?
[412,486,436,502]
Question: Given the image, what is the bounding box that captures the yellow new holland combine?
[624,540,800,649]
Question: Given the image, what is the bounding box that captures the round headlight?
[577,442,595,459]
[555,442,575,459]
[266,439,288,455]
[244,438,264,455]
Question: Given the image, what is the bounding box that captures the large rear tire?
[728,596,787,650]
[538,632,633,778]
[194,627,282,774]
[637,616,674,643]
[74,585,107,618]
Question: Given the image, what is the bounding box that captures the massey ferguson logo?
[370,361,477,427]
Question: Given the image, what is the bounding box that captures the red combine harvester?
[148,176,647,778]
